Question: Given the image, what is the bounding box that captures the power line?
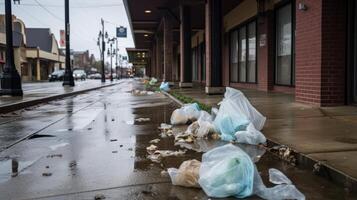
[34,0,64,22]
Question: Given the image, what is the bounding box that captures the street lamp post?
[107,38,116,82]
[97,19,108,83]
[0,0,23,96]
[62,0,75,86]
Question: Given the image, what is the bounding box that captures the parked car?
[73,69,86,81]
[88,73,102,79]
[48,70,65,82]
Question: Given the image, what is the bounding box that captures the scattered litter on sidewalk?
[160,82,170,92]
[146,144,158,152]
[147,149,186,163]
[158,123,173,138]
[42,172,52,177]
[94,193,106,200]
[270,146,297,166]
[160,170,169,177]
[149,139,160,144]
[171,103,201,125]
[135,118,151,122]
[168,159,201,188]
[149,78,158,86]
[131,90,155,96]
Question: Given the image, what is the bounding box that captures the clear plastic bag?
[253,168,305,200]
[198,144,255,198]
[235,123,267,145]
[168,159,201,188]
[213,87,266,141]
[170,103,201,125]
[160,82,170,91]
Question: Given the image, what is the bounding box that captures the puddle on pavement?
[0,157,40,184]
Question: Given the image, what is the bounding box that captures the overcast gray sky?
[0,0,135,59]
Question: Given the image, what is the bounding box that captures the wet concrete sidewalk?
[0,79,355,199]
[170,86,357,191]
[0,80,120,114]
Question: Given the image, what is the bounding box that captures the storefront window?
[239,27,247,82]
[200,42,206,81]
[230,30,238,82]
[192,47,198,81]
[247,21,256,83]
[230,20,257,83]
[276,3,294,86]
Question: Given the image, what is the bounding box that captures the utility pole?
[63,0,75,86]
[100,19,106,83]
[0,0,23,96]
[115,39,119,80]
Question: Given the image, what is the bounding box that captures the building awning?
[124,0,242,50]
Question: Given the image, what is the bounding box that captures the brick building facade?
[125,0,356,107]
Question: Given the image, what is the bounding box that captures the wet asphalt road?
[0,79,356,200]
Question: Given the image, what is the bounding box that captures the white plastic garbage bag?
[198,144,255,198]
[170,103,201,125]
[253,168,305,200]
[235,123,267,145]
[168,159,201,188]
[160,82,170,91]
[213,87,266,141]
[149,77,158,85]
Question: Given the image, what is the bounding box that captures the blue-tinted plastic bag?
[213,87,266,141]
[198,144,255,198]
[160,82,170,92]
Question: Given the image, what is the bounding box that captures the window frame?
[274,0,296,87]
[229,16,258,84]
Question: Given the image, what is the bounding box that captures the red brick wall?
[257,10,275,92]
[320,0,347,106]
[295,0,347,106]
[295,0,323,105]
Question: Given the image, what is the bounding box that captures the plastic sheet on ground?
[170,103,201,125]
[253,168,305,200]
[168,159,201,188]
[213,87,266,142]
[160,82,170,92]
[198,144,255,198]
[235,123,267,145]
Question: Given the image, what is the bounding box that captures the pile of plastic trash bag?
[213,87,267,144]
[168,144,305,200]
[169,88,266,145]
[160,82,170,92]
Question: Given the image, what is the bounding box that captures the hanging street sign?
[116,26,127,38]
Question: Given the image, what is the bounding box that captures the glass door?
[275,2,295,86]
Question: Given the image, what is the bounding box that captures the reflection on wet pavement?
[0,79,355,200]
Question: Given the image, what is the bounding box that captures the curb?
[0,82,120,114]
[162,90,357,193]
